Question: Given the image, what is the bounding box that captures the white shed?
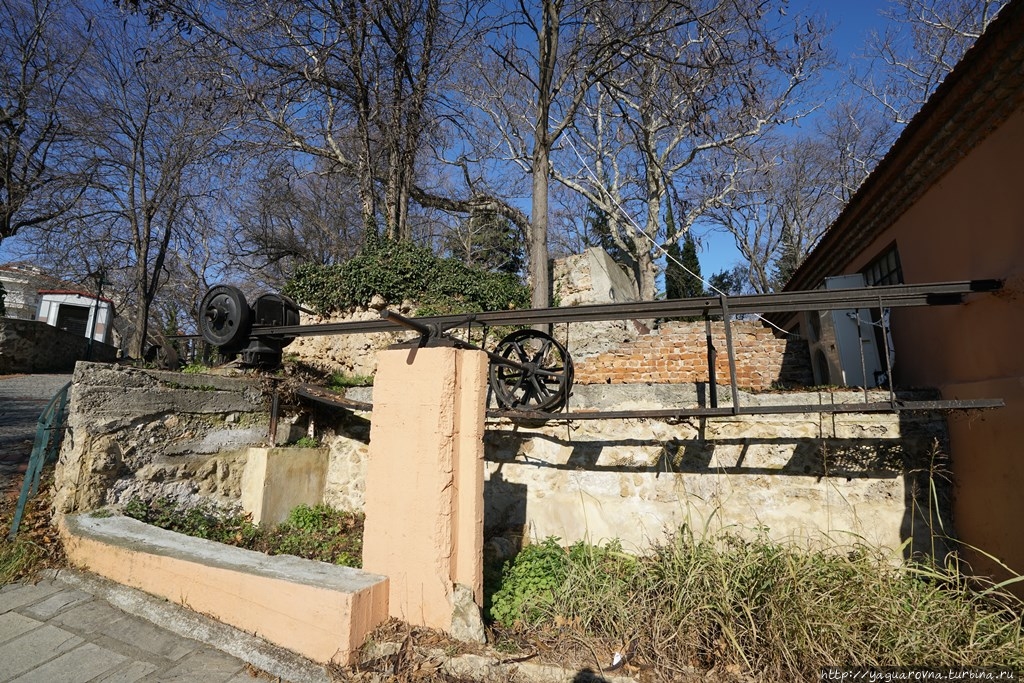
[36,290,114,345]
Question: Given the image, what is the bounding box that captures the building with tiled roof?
[782,0,1024,589]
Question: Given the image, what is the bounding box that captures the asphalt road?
[0,374,73,493]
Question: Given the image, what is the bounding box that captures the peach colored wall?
[60,514,389,665]
[838,106,1024,585]
[240,447,328,525]
[361,347,487,631]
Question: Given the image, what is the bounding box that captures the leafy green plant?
[180,362,210,374]
[283,235,529,316]
[122,498,362,567]
[290,436,320,448]
[488,537,626,626]
[257,504,363,567]
[124,497,259,546]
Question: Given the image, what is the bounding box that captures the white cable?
[562,133,797,337]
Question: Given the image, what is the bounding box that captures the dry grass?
[491,531,1024,681]
[0,466,66,585]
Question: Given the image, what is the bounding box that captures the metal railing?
[7,381,72,540]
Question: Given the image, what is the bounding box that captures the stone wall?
[52,363,270,516]
[573,319,813,390]
[285,301,417,377]
[50,362,950,561]
[322,384,950,558]
[0,318,117,374]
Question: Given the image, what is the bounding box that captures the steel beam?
[486,398,1005,422]
[237,279,1001,339]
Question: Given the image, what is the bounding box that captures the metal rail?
[486,398,1004,422]
[8,382,72,540]
[201,278,1005,421]
[234,280,1000,339]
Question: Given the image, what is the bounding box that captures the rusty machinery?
[198,286,573,412]
[196,279,1005,419]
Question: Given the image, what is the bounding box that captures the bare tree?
[460,0,675,307]
[231,160,364,290]
[0,0,89,244]
[29,12,240,358]
[151,0,473,243]
[860,0,1008,125]
[706,100,890,293]
[555,0,828,299]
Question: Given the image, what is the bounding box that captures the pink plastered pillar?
[361,346,487,632]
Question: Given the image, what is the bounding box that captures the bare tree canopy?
[0,0,90,244]
[553,0,829,299]
[1,0,1012,357]
[860,0,1009,125]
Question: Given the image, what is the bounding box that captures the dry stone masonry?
[52,363,269,517]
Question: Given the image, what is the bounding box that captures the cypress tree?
[664,200,703,300]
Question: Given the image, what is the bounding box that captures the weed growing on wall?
[283,235,529,316]
[123,499,363,567]
[328,373,374,390]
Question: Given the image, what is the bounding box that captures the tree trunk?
[530,142,550,309]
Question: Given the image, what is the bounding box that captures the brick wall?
[573,319,813,390]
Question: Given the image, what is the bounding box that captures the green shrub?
[283,236,529,316]
[258,504,363,567]
[123,499,362,567]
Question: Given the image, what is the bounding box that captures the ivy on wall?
[283,236,530,316]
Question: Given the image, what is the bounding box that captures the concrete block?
[362,348,486,637]
[0,580,63,614]
[7,642,126,683]
[92,661,159,683]
[0,624,83,679]
[150,647,248,682]
[241,447,328,525]
[0,612,42,645]
[59,514,389,666]
[49,600,127,634]
[99,613,199,660]
[21,588,93,620]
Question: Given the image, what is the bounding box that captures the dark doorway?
[56,304,90,337]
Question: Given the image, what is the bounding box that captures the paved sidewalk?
[0,570,330,683]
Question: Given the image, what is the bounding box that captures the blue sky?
[0,0,899,280]
[695,0,893,279]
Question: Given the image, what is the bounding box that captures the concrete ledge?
[59,514,389,665]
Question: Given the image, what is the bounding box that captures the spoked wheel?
[489,329,574,412]
[199,285,252,352]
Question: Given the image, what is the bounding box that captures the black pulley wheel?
[489,329,574,412]
[199,285,251,351]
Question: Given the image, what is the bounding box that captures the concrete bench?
[59,514,388,665]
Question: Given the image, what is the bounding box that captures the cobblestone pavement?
[0,374,73,495]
